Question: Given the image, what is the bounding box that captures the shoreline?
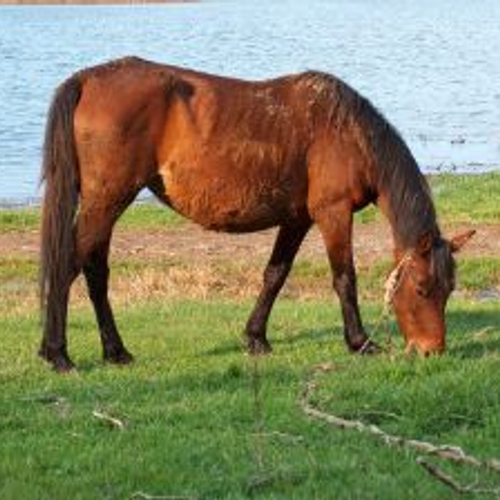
[1,170,498,210]
[0,0,196,5]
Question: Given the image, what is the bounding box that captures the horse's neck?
[376,192,410,257]
[374,165,440,254]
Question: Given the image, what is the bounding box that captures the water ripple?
[0,0,499,202]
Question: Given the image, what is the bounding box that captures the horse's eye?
[415,281,431,298]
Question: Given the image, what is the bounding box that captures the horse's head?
[388,230,475,355]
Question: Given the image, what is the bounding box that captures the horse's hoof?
[39,346,75,373]
[354,339,382,355]
[246,337,273,356]
[53,357,76,373]
[104,349,134,365]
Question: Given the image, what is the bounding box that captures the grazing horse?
[39,57,473,371]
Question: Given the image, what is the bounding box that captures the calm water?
[0,0,499,203]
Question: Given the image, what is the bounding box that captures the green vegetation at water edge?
[0,208,40,233]
[1,173,499,233]
[429,172,500,223]
[116,201,185,229]
[0,202,185,234]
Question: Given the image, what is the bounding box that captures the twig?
[300,366,500,495]
[301,377,500,473]
[417,458,500,496]
[416,457,466,492]
[92,410,125,430]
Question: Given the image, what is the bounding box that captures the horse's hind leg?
[83,240,133,365]
[76,199,135,365]
[245,222,310,354]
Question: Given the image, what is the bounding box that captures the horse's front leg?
[316,209,379,353]
[245,221,311,354]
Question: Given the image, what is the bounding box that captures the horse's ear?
[416,231,434,256]
[449,229,476,253]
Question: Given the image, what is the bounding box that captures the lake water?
[0,0,499,204]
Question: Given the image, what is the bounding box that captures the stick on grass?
[300,365,500,494]
[92,410,126,430]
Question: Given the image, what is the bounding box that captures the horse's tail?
[39,76,82,330]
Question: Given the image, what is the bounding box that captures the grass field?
[0,173,499,499]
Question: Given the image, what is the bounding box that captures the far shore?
[0,0,196,5]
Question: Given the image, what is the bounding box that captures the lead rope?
[383,252,412,309]
[360,252,413,354]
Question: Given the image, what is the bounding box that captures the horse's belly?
[158,154,301,232]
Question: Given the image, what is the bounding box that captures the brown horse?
[39,57,474,371]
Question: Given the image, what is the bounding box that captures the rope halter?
[383,252,413,310]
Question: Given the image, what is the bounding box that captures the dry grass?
[0,256,329,318]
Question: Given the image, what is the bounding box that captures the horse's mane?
[299,71,455,290]
[300,71,438,248]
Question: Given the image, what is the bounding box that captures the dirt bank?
[1,221,496,264]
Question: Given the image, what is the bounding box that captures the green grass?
[117,202,185,230]
[429,172,500,223]
[0,203,184,234]
[0,300,499,499]
[0,208,40,233]
[457,257,500,291]
[291,256,500,299]
[354,171,500,225]
[354,204,379,224]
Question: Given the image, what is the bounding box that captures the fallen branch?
[300,366,500,495]
[417,458,500,496]
[92,409,125,430]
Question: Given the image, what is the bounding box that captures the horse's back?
[154,65,314,231]
[73,58,313,232]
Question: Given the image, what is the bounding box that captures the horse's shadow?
[203,327,335,358]
[203,308,499,360]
